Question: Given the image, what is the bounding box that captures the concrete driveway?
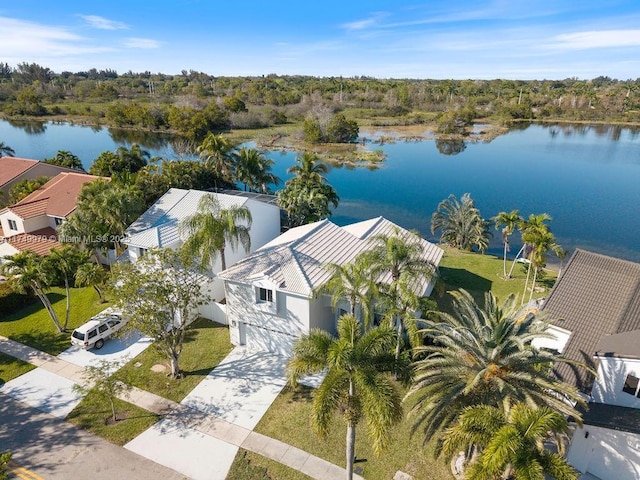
[181,347,288,430]
[58,330,153,370]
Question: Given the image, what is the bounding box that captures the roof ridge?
[288,219,333,248]
[13,196,50,208]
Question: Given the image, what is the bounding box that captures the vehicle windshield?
[71,330,85,341]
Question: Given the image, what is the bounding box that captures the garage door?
[244,323,295,357]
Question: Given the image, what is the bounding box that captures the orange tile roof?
[0,157,39,187]
[7,198,49,219]
[13,172,106,218]
[4,227,61,256]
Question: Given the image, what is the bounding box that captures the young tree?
[72,359,132,423]
[442,404,578,480]
[493,209,522,278]
[407,289,587,443]
[110,247,209,377]
[431,193,492,252]
[288,315,409,480]
[1,251,62,332]
[179,193,252,272]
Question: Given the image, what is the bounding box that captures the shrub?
[0,282,35,314]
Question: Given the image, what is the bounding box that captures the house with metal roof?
[538,249,640,480]
[122,188,282,315]
[218,217,444,356]
[0,172,104,257]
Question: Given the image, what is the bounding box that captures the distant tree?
[111,247,210,378]
[431,193,492,252]
[288,315,409,480]
[179,193,252,272]
[197,133,236,181]
[223,96,247,113]
[73,359,133,423]
[0,142,15,157]
[8,176,49,204]
[88,144,149,177]
[326,114,359,143]
[232,147,281,193]
[1,252,62,332]
[43,150,85,171]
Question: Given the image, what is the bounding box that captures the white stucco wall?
[568,425,640,480]
[22,216,49,234]
[0,241,19,259]
[591,357,640,409]
[0,212,25,237]
[532,324,572,353]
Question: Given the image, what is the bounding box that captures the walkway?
[0,335,362,480]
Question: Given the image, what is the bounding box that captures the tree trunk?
[34,284,62,332]
[219,248,227,272]
[395,318,403,362]
[169,351,180,378]
[346,380,356,480]
[507,244,526,279]
[522,262,532,305]
[109,397,117,422]
[63,277,71,331]
[502,241,508,278]
[528,267,538,303]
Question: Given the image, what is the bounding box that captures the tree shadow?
[436,267,493,315]
[12,331,69,355]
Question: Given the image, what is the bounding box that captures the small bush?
[0,282,35,315]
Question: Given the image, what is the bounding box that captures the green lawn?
[115,318,233,402]
[227,450,311,480]
[437,246,557,313]
[66,390,160,445]
[254,385,452,480]
[0,287,109,355]
[0,352,35,385]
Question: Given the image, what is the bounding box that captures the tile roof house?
[539,249,640,480]
[122,188,282,319]
[0,156,80,204]
[0,172,103,257]
[218,217,444,356]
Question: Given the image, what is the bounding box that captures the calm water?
[1,119,639,263]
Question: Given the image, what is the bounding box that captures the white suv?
[70,313,126,350]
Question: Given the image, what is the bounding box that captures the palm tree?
[288,314,408,480]
[287,152,329,183]
[0,142,15,157]
[1,252,62,332]
[75,261,109,303]
[431,193,492,252]
[361,226,436,361]
[43,150,85,171]
[43,246,87,331]
[527,229,563,303]
[179,193,252,272]
[197,133,236,181]
[493,210,522,278]
[233,147,281,193]
[442,404,578,480]
[317,255,377,328]
[407,289,587,443]
[509,213,551,280]
[517,213,557,304]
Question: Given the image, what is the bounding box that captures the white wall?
[0,241,19,259]
[245,200,281,252]
[592,357,640,408]
[22,216,49,233]
[0,211,25,237]
[532,324,572,354]
[568,425,640,480]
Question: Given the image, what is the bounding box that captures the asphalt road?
[0,394,188,480]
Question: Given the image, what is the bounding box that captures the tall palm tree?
[361,226,436,361]
[493,210,522,278]
[287,152,329,183]
[43,246,87,331]
[197,133,236,181]
[527,229,563,303]
[0,142,16,157]
[233,147,281,193]
[1,252,62,332]
[75,260,108,303]
[288,314,408,480]
[509,213,552,280]
[179,193,252,272]
[518,213,557,304]
[407,289,587,443]
[442,404,578,480]
[431,193,492,252]
[316,255,378,329]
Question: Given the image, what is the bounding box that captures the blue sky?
[2,1,640,79]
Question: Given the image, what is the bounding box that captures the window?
[622,374,639,396]
[54,217,64,226]
[87,329,98,339]
[7,219,17,231]
[258,287,273,303]
[139,248,147,257]
[98,324,109,334]
[108,320,120,329]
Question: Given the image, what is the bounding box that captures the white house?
[122,188,282,320]
[218,217,444,357]
[0,172,104,258]
[538,249,640,480]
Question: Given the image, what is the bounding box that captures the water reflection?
[541,122,640,141]
[435,138,466,155]
[108,127,173,150]
[5,119,46,135]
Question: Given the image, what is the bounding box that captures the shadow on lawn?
[1,292,65,323]
[12,331,69,355]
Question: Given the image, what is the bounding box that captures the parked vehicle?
[70,312,126,350]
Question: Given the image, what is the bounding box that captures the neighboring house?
[0,156,79,205]
[0,172,103,258]
[536,249,640,480]
[122,188,282,317]
[218,217,444,356]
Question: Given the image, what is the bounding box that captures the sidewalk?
[0,335,363,480]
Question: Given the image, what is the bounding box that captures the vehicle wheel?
[94,339,104,349]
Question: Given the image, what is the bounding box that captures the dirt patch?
[151,363,167,373]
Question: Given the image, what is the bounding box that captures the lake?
[1,119,639,263]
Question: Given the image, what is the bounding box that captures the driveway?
[181,347,288,430]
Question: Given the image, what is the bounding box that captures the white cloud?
[341,12,389,31]
[551,30,640,49]
[79,14,128,30]
[123,37,161,49]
